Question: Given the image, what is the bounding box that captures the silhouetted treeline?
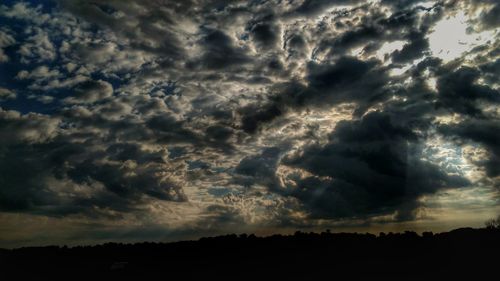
[1,228,499,280]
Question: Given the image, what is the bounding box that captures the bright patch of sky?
[376,40,407,63]
[429,10,498,62]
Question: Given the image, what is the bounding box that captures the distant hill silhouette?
[1,228,499,280]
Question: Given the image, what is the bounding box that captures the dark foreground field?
[1,228,499,280]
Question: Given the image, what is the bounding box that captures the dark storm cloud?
[0,109,58,145]
[0,103,194,217]
[235,147,282,187]
[146,114,235,151]
[239,2,447,133]
[187,28,251,70]
[282,112,469,220]
[439,119,500,178]
[0,143,186,217]
[0,130,186,217]
[67,157,186,202]
[479,4,500,29]
[479,58,500,85]
[240,56,389,133]
[0,143,60,212]
[435,66,499,116]
[57,0,187,61]
[64,80,113,104]
[307,57,379,93]
[205,125,234,143]
[240,102,285,134]
[249,21,281,49]
[0,84,245,217]
[0,140,167,217]
[313,2,442,60]
[380,0,427,9]
[391,31,430,63]
[293,0,363,16]
[320,25,383,58]
[305,56,391,113]
[146,115,203,144]
[283,33,307,58]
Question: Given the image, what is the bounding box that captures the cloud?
[436,66,499,116]
[187,28,251,70]
[439,119,500,178]
[380,0,428,9]
[239,56,389,133]
[0,88,16,100]
[476,1,500,30]
[0,28,15,62]
[0,2,49,24]
[0,0,499,244]
[391,31,430,63]
[0,108,59,145]
[18,27,56,63]
[281,111,470,220]
[64,80,113,104]
[57,0,189,61]
[16,66,60,80]
[0,108,191,217]
[249,20,281,49]
[292,0,363,16]
[235,147,282,187]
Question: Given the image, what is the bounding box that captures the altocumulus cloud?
[0,0,499,246]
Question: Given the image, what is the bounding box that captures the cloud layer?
[0,0,499,246]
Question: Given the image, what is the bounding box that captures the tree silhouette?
[485,215,500,229]
[1,227,499,279]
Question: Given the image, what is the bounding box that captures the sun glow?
[428,11,497,62]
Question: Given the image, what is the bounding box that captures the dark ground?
[1,227,499,280]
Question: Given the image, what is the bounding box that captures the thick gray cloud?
[0,109,189,216]
[292,0,364,16]
[187,28,251,70]
[435,66,499,116]
[249,21,281,49]
[440,119,500,179]
[57,0,187,61]
[240,56,390,133]
[391,31,430,63]
[282,111,470,220]
[64,80,113,104]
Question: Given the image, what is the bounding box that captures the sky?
[0,0,499,248]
